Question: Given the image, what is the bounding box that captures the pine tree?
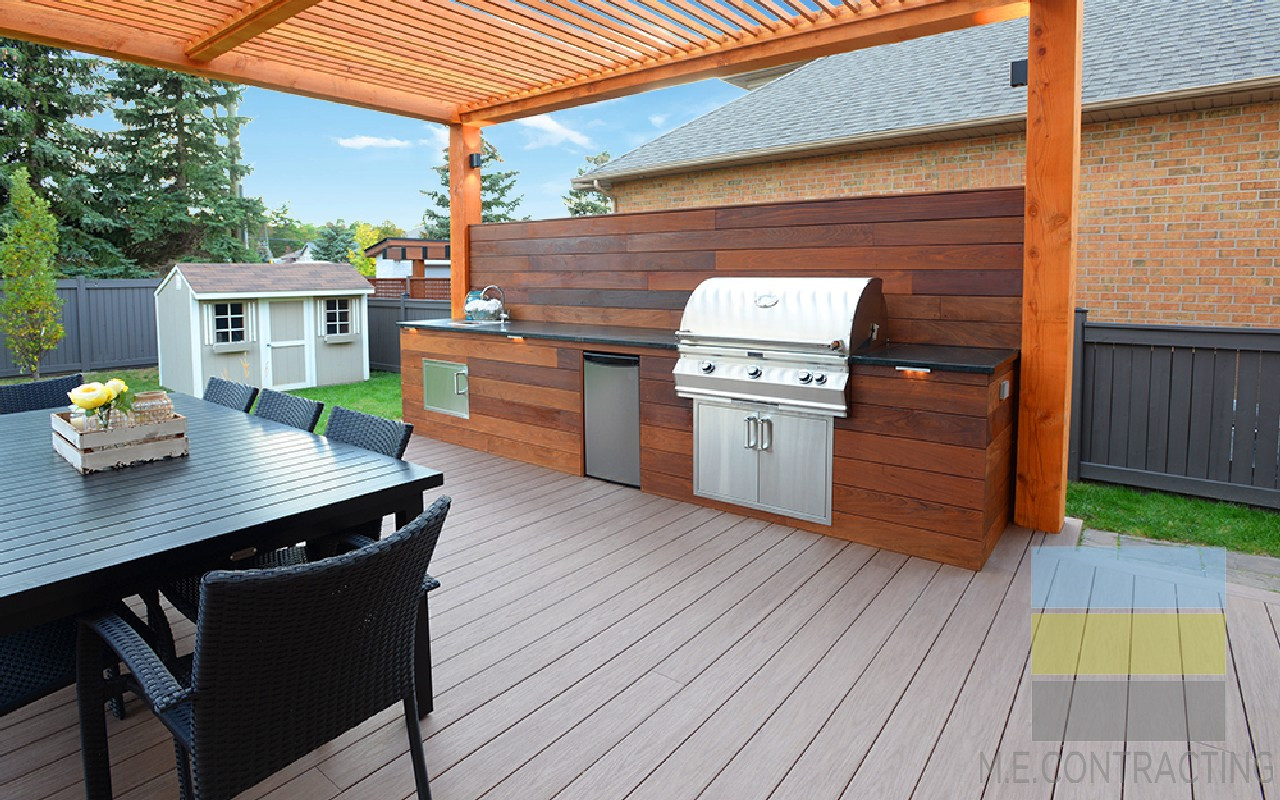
[421,140,525,238]
[563,151,614,216]
[0,38,135,276]
[311,224,357,263]
[0,168,63,378]
[105,63,266,271]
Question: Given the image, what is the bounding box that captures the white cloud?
[515,115,592,150]
[648,113,669,128]
[335,135,413,150]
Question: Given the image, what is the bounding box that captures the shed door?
[261,300,313,390]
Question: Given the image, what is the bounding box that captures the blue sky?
[238,79,744,230]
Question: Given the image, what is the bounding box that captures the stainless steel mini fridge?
[583,352,641,487]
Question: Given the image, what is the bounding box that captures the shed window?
[324,299,353,335]
[214,302,247,343]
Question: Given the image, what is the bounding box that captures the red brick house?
[577,0,1280,327]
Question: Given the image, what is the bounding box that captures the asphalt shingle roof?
[588,0,1280,181]
[176,263,373,296]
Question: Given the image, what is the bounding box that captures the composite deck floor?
[3,437,1279,799]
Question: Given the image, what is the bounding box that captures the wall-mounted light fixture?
[1010,58,1028,87]
[468,153,483,168]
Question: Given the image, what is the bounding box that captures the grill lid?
[677,277,883,354]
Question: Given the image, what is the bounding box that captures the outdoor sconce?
[1010,58,1028,87]
[468,153,483,168]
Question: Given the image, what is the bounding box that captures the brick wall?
[612,100,1280,327]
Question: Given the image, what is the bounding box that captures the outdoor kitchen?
[401,187,1021,570]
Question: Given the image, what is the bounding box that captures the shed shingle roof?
[174,263,373,296]
[582,0,1280,185]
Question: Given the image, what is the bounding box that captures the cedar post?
[448,123,482,319]
[1014,0,1083,533]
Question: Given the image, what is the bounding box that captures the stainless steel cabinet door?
[422,359,468,418]
[756,410,833,524]
[694,401,759,506]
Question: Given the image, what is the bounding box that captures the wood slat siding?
[469,187,1025,350]
[1071,310,1280,510]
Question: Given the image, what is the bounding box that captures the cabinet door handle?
[759,417,772,451]
[744,415,759,449]
[453,370,468,395]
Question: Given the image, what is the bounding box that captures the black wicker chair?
[2,619,124,719]
[203,377,258,413]
[80,497,451,800]
[327,405,414,459]
[253,388,323,432]
[0,373,82,415]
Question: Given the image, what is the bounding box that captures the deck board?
[2,436,1276,800]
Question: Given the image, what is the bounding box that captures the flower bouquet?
[68,378,134,430]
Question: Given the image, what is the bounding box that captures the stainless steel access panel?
[422,358,469,418]
[693,398,833,524]
[583,352,641,487]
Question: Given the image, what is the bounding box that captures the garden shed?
[154,262,373,395]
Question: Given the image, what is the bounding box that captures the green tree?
[0,168,63,378]
[563,151,613,216]
[265,205,322,257]
[311,223,357,263]
[0,38,135,277]
[421,140,525,238]
[105,63,266,271]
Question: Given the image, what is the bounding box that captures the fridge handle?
[453,369,468,396]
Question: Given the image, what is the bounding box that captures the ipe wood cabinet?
[401,325,1017,570]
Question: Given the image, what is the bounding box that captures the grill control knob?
[814,373,828,385]
[699,361,715,374]
[747,366,762,379]
[798,371,813,384]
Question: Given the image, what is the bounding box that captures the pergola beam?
[0,0,459,123]
[1015,0,1084,533]
[460,0,1029,123]
[186,0,328,62]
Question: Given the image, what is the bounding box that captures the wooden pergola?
[1,0,1082,534]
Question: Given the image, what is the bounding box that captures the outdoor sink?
[444,319,506,328]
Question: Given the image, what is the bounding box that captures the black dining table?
[0,393,444,797]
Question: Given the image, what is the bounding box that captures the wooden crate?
[51,412,189,474]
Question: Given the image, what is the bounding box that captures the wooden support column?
[448,123,482,319]
[1014,0,1084,534]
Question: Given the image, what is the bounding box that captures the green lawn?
[1067,481,1280,557]
[2,367,402,435]
[289,371,403,434]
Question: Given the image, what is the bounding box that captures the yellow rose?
[68,383,113,410]
[105,378,128,398]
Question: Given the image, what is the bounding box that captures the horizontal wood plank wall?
[470,187,1025,349]
[638,351,1017,569]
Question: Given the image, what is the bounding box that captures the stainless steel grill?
[673,277,886,416]
[673,277,887,526]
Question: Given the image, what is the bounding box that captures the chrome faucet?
[481,285,509,323]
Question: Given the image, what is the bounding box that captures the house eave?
[574,77,1280,188]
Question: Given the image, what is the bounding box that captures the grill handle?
[744,415,759,449]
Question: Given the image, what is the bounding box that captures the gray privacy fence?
[0,278,161,378]
[368,298,449,372]
[1069,309,1280,509]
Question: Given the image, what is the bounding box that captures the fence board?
[1256,354,1280,491]
[1230,352,1261,487]
[1145,347,1171,474]
[1070,311,1280,510]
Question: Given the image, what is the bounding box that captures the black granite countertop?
[399,318,678,350]
[849,343,1018,375]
